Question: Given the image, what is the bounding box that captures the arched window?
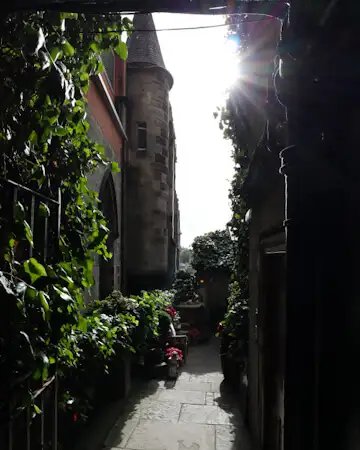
[99,170,119,300]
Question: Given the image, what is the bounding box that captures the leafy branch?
[0,11,132,414]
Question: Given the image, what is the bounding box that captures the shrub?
[58,288,176,426]
[172,270,199,304]
[217,281,249,361]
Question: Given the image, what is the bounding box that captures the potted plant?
[165,347,183,379]
[216,295,249,385]
[165,306,181,330]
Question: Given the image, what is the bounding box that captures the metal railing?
[0,179,61,450]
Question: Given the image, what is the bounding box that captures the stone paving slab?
[173,380,212,392]
[179,404,233,426]
[189,373,224,383]
[104,413,140,448]
[102,339,251,450]
[157,389,206,405]
[125,420,216,450]
[140,400,182,423]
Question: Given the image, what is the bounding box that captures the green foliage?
[191,229,234,274]
[172,269,199,305]
[58,288,175,423]
[0,11,132,414]
[217,282,249,362]
[213,18,250,363]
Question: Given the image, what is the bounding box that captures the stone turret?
[125,13,174,292]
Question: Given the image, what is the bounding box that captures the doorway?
[260,248,286,450]
[99,172,119,300]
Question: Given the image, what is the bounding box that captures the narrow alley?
[101,339,251,450]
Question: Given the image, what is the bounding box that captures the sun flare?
[219,36,241,93]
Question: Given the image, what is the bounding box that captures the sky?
[132,14,238,248]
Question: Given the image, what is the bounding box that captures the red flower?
[73,412,78,422]
[217,323,224,333]
[166,346,183,361]
[165,306,177,318]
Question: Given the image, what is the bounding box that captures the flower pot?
[167,356,179,380]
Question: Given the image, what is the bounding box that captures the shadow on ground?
[77,338,251,450]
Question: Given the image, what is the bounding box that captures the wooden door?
[262,251,286,450]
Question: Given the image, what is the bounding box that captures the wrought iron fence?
[0,179,61,450]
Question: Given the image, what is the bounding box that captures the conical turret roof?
[127,13,173,86]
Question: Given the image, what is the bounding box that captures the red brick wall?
[86,77,122,158]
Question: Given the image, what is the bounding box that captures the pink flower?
[166,347,183,361]
[165,306,177,318]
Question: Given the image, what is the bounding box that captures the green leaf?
[53,285,73,302]
[115,41,128,60]
[62,40,75,57]
[34,404,42,415]
[60,12,78,20]
[14,201,25,221]
[50,46,61,62]
[97,61,105,74]
[33,368,42,380]
[111,161,120,173]
[80,72,89,82]
[38,202,50,218]
[90,41,99,53]
[24,221,34,247]
[78,315,88,332]
[20,331,35,358]
[24,258,47,284]
[38,291,50,312]
[29,130,38,144]
[35,27,45,54]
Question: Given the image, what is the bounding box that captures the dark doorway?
[261,250,286,450]
[99,172,119,300]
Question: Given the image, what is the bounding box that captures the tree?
[191,229,234,275]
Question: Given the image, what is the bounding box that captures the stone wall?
[126,67,172,291]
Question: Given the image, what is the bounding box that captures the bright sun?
[220,36,241,91]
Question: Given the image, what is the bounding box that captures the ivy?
[214,17,251,357]
[0,11,132,414]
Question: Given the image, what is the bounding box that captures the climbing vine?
[0,11,132,412]
[214,16,250,353]
[216,16,250,296]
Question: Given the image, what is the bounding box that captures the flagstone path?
[103,339,251,450]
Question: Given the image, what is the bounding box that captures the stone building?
[238,17,285,450]
[125,13,180,293]
[86,50,128,302]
